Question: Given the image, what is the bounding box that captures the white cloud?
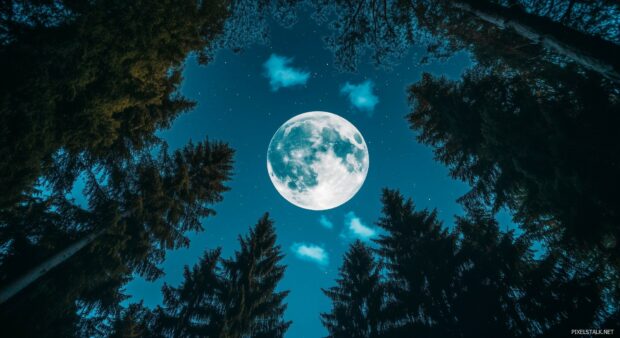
[263,54,310,91]
[291,242,329,267]
[342,211,377,242]
[319,215,333,229]
[340,80,379,113]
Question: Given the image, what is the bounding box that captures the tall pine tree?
[375,189,458,337]
[408,66,620,267]
[448,203,532,337]
[0,139,233,337]
[0,0,229,207]
[220,214,291,338]
[155,214,290,338]
[323,189,616,337]
[321,240,384,338]
[156,249,225,337]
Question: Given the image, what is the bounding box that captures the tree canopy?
[155,214,290,338]
[323,189,617,337]
[2,0,619,336]
[0,0,229,207]
[0,139,233,337]
[408,64,620,267]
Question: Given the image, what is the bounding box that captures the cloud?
[340,80,379,113]
[319,215,333,229]
[291,242,329,267]
[342,211,377,242]
[263,54,310,91]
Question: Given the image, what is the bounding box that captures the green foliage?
[156,214,290,338]
[0,1,235,334]
[98,139,234,280]
[0,0,229,207]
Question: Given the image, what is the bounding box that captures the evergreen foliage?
[310,0,620,79]
[108,302,159,338]
[155,214,291,338]
[321,240,384,338]
[323,189,616,337]
[0,1,234,335]
[408,66,620,267]
[0,139,233,337]
[2,1,619,336]
[0,0,229,207]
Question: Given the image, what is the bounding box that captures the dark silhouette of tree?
[0,196,130,337]
[519,250,613,336]
[321,240,384,338]
[0,139,233,336]
[308,0,416,71]
[443,0,620,81]
[375,189,458,337]
[309,0,620,80]
[108,302,159,338]
[448,204,532,337]
[219,214,291,338]
[323,189,616,337]
[0,0,229,208]
[210,0,301,56]
[156,249,225,337]
[408,67,620,267]
[155,214,290,338]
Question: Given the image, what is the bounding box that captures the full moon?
[267,111,369,210]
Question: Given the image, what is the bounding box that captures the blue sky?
[123,13,479,338]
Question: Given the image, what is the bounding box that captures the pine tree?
[446,0,620,81]
[0,139,233,336]
[368,189,614,337]
[448,204,532,337]
[321,240,384,338]
[0,196,129,338]
[375,189,458,337]
[156,249,225,337]
[519,251,613,336]
[308,0,620,79]
[220,214,291,338]
[0,0,229,207]
[155,214,291,338]
[108,302,159,338]
[407,67,620,267]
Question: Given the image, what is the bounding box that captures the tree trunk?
[0,228,106,305]
[451,0,620,83]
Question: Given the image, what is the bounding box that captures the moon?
[267,111,369,210]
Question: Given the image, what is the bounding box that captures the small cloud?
[319,215,333,229]
[263,54,310,91]
[340,80,379,113]
[342,211,377,242]
[291,242,329,267]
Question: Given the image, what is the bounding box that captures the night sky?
[123,14,489,338]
